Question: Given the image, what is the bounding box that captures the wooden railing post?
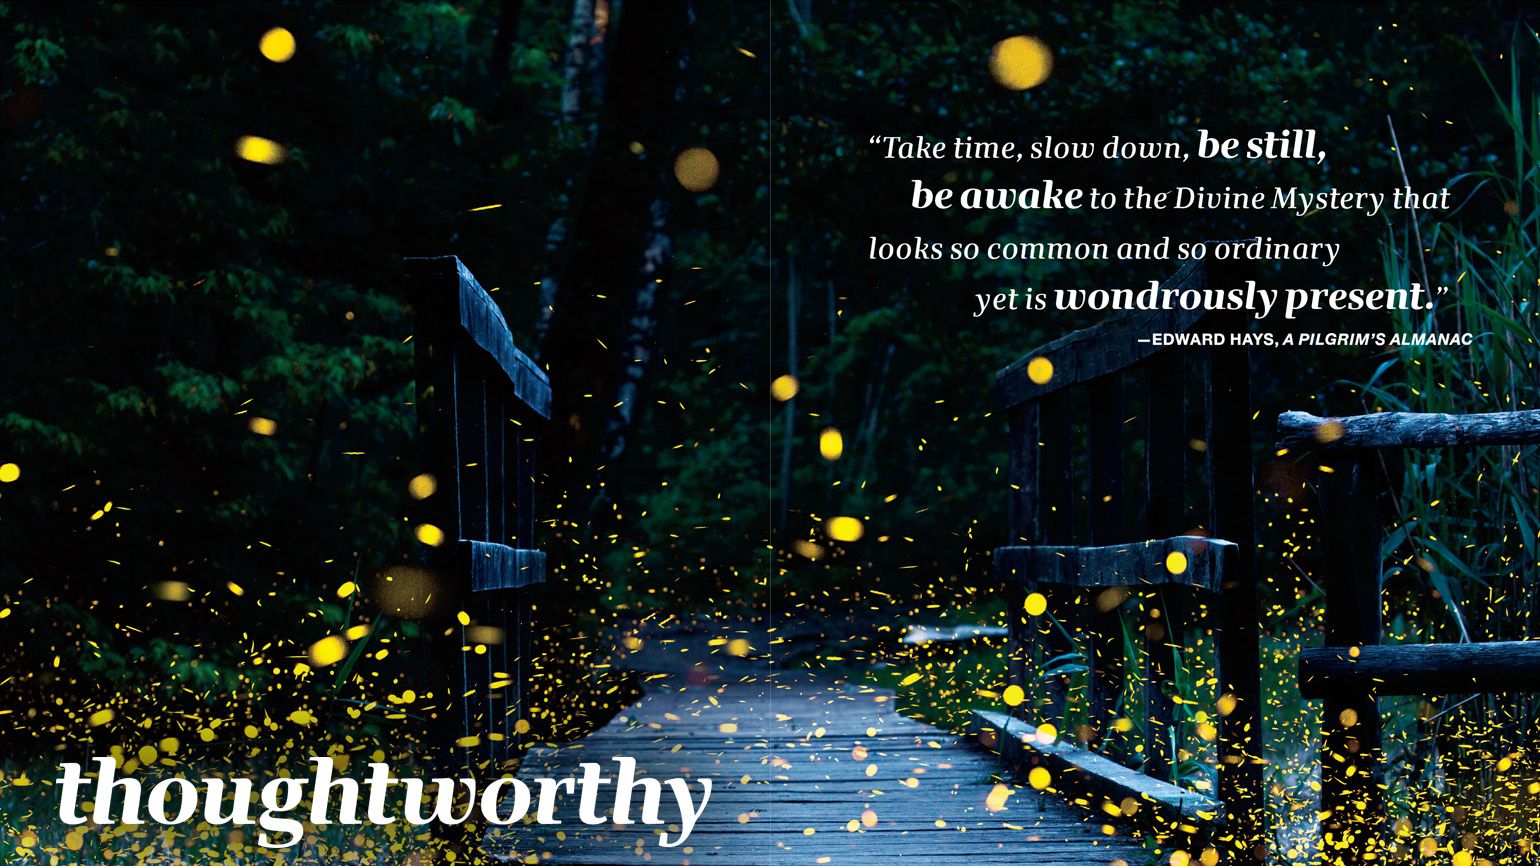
[1087,374,1126,754]
[1038,390,1075,728]
[1143,349,1187,782]
[1005,402,1041,720]
[1201,267,1266,860]
[1318,454,1384,864]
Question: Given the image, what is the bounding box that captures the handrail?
[1276,409,1540,451]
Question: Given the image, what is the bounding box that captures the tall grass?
[1354,40,1539,852]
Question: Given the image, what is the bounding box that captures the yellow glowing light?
[259,27,296,63]
[89,708,115,727]
[674,147,720,192]
[308,635,349,667]
[792,539,825,560]
[719,723,739,734]
[1217,693,1237,717]
[336,581,357,599]
[235,136,287,165]
[819,427,844,461]
[989,36,1053,91]
[985,783,1011,811]
[248,416,277,436]
[1034,722,1057,745]
[415,523,445,547]
[467,625,505,645]
[770,374,800,401]
[861,809,879,828]
[1165,551,1189,575]
[1027,767,1051,790]
[226,581,245,596]
[151,581,192,602]
[726,638,752,657]
[1024,592,1047,616]
[1002,684,1025,707]
[0,463,18,483]
[408,473,437,499]
[1314,420,1345,443]
[1338,708,1359,728]
[1026,356,1054,385]
[826,515,864,542]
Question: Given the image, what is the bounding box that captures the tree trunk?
[602,195,671,465]
[534,0,607,356]
[777,257,801,538]
[541,0,691,510]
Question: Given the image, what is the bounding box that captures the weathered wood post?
[1316,453,1384,864]
[1142,347,1187,783]
[1004,401,1040,720]
[1202,260,1267,862]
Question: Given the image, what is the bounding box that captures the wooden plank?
[1276,409,1540,451]
[1300,640,1540,698]
[1317,454,1384,862]
[405,256,552,418]
[994,258,1206,409]
[489,680,1145,865]
[462,541,546,591]
[995,536,1234,592]
[970,710,1221,825]
[1196,296,1266,861]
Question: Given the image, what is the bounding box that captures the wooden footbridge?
[488,673,1144,864]
[409,255,1540,865]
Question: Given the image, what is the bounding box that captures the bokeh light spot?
[826,515,864,542]
[1024,592,1048,616]
[408,473,437,500]
[308,635,348,667]
[770,374,799,401]
[819,427,844,461]
[259,27,296,63]
[989,36,1053,91]
[235,135,287,165]
[674,147,720,192]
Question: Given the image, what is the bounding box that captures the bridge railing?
[1278,408,1540,861]
[974,253,1267,857]
[406,256,550,777]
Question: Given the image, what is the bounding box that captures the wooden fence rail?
[1276,408,1540,865]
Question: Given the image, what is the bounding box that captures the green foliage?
[1349,39,1539,844]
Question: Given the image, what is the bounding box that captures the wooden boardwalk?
[487,675,1143,864]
